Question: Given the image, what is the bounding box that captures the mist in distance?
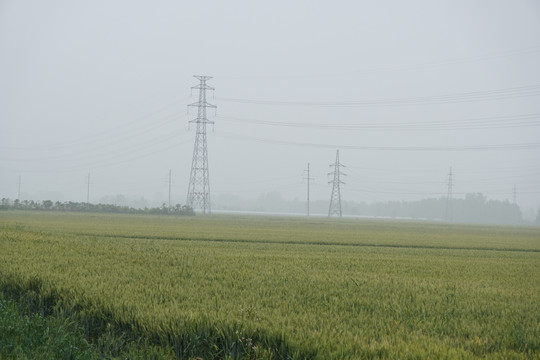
[1,1,539,223]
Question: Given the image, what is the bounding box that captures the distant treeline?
[343,193,523,225]
[0,198,195,216]
[215,192,532,225]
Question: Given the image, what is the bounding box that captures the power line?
[6,137,194,174]
[1,113,192,164]
[216,84,540,108]
[214,131,540,151]
[0,97,192,151]
[216,113,540,131]
[216,45,540,80]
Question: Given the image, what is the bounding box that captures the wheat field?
[0,211,539,359]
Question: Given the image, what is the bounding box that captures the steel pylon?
[186,75,216,214]
[328,150,346,217]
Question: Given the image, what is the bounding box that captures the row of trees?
[0,198,195,216]
[215,192,532,225]
[342,193,523,225]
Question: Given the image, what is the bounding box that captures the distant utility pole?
[86,173,91,204]
[303,163,314,216]
[445,167,453,222]
[512,185,519,224]
[17,175,21,200]
[186,75,216,214]
[328,150,346,217]
[168,169,172,209]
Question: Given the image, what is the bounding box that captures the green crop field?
[0,211,539,359]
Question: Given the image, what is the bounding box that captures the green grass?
[0,296,95,360]
[0,211,539,359]
[0,285,180,360]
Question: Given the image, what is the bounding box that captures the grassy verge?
[0,294,96,360]
[0,277,312,360]
[0,286,181,360]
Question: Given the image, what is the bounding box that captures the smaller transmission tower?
[186,75,216,214]
[512,185,519,224]
[168,169,172,210]
[303,163,314,216]
[445,167,453,222]
[328,150,346,217]
[86,173,91,204]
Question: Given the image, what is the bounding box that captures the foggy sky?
[1,1,539,216]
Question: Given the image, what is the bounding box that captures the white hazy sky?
[1,0,539,214]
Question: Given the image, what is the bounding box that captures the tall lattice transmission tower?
[186,75,216,214]
[445,167,453,222]
[328,150,346,217]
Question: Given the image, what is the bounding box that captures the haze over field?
[1,1,539,218]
